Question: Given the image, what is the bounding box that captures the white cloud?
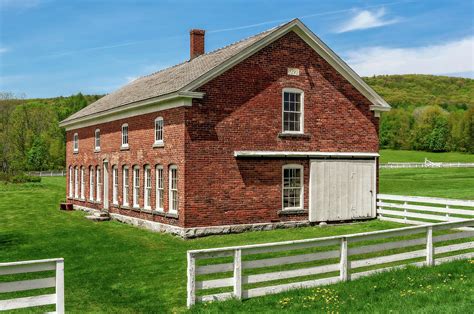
[336,8,400,33]
[346,37,474,77]
[0,47,9,54]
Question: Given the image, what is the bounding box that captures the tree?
[27,137,49,170]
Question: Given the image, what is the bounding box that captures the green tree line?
[0,75,472,172]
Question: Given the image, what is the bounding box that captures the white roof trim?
[183,19,390,110]
[234,151,379,158]
[59,91,204,129]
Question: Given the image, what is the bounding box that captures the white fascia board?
[60,91,204,131]
[183,19,390,111]
[234,151,379,158]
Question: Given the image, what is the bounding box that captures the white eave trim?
[59,91,204,130]
[234,151,379,158]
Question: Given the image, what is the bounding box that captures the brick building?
[60,19,390,237]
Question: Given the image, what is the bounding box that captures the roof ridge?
[136,23,284,81]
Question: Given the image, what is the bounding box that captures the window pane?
[282,91,302,132]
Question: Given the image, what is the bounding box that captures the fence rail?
[0,258,64,313]
[380,159,474,169]
[377,194,474,225]
[27,171,65,177]
[186,219,474,307]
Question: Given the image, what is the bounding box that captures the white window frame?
[96,166,102,202]
[133,166,140,208]
[69,166,73,198]
[123,166,129,206]
[121,124,129,149]
[74,166,78,199]
[73,133,79,152]
[80,166,85,199]
[144,166,152,209]
[155,165,164,211]
[89,166,95,201]
[282,88,304,134]
[94,129,101,151]
[169,165,178,214]
[154,117,164,146]
[282,164,304,210]
[112,166,118,205]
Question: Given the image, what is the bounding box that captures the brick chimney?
[190,29,205,59]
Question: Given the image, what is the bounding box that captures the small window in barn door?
[282,88,304,133]
[282,164,303,210]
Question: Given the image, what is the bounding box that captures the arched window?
[94,129,101,151]
[282,88,304,133]
[133,166,140,208]
[74,166,79,199]
[69,166,73,198]
[80,166,85,199]
[96,165,102,202]
[169,165,178,213]
[121,124,129,148]
[122,166,129,206]
[154,117,164,146]
[89,166,95,201]
[282,164,304,210]
[112,165,118,205]
[144,165,152,209]
[155,165,164,211]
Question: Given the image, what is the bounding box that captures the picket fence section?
[377,194,474,225]
[0,258,64,313]
[379,161,474,169]
[186,219,474,307]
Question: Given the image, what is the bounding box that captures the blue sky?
[0,0,473,98]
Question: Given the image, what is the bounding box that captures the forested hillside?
[0,75,473,172]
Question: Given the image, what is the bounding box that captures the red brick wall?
[183,31,379,227]
[66,107,186,227]
[66,30,380,230]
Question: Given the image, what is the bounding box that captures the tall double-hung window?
[89,166,95,201]
[96,166,102,202]
[94,129,101,151]
[80,167,85,199]
[122,166,129,206]
[155,165,164,211]
[69,166,73,198]
[169,165,178,213]
[74,166,78,198]
[112,166,118,205]
[282,164,303,210]
[144,166,152,209]
[282,88,304,133]
[154,117,164,146]
[133,166,140,208]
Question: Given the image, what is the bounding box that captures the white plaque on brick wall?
[287,68,300,76]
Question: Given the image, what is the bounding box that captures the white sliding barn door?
[309,159,376,222]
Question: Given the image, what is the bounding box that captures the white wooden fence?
[186,219,474,307]
[0,258,64,313]
[28,170,66,177]
[380,159,474,169]
[378,194,474,225]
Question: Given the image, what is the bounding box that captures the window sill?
[94,149,101,153]
[278,133,311,139]
[73,151,79,154]
[278,208,308,215]
[120,146,130,151]
[152,142,164,148]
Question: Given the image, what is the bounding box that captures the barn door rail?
[0,258,64,313]
[186,219,474,307]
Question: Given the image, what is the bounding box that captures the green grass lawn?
[1,166,473,312]
[380,149,474,163]
[380,168,474,199]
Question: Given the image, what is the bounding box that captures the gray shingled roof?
[63,26,279,123]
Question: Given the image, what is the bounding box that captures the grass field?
[380,149,474,163]
[1,162,473,312]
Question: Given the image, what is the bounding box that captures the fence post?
[340,237,349,282]
[234,249,242,299]
[426,227,434,266]
[55,259,65,314]
[187,252,196,308]
[403,202,408,223]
